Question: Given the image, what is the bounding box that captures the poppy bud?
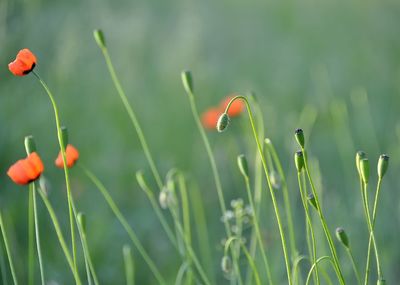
[307,193,317,210]
[135,171,148,192]
[356,151,366,176]
[360,158,370,184]
[217,113,230,132]
[93,29,106,48]
[335,227,349,249]
[377,279,386,285]
[181,70,194,95]
[237,154,249,178]
[159,187,176,209]
[295,128,305,148]
[294,150,304,172]
[24,135,37,154]
[61,126,69,146]
[77,212,86,233]
[377,154,389,180]
[221,255,232,273]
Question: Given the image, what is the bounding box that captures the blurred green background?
[1,0,400,283]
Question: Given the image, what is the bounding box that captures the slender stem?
[0,211,18,285]
[297,172,320,285]
[76,219,92,285]
[240,242,261,285]
[32,71,78,271]
[0,238,8,285]
[80,164,166,285]
[346,248,361,285]
[305,256,335,285]
[123,245,135,285]
[28,184,34,285]
[37,188,82,285]
[224,96,292,285]
[301,148,345,285]
[175,262,189,285]
[32,184,45,285]
[99,47,163,190]
[243,176,273,284]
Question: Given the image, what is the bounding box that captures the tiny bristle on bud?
[181,70,194,94]
[217,113,230,132]
[294,150,304,172]
[307,193,317,210]
[237,154,249,178]
[356,151,366,176]
[377,154,389,180]
[61,126,69,146]
[24,135,37,154]
[360,158,370,184]
[335,227,349,248]
[295,128,305,148]
[93,29,106,48]
[221,255,232,273]
[77,212,86,233]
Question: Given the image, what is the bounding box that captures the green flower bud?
[24,135,37,154]
[295,128,305,148]
[93,29,106,49]
[136,171,148,191]
[61,126,69,146]
[237,154,249,178]
[356,151,366,176]
[294,150,304,172]
[360,158,370,184]
[77,212,86,233]
[217,113,230,132]
[181,70,194,95]
[335,227,349,249]
[377,154,389,180]
[221,255,232,273]
[377,279,386,285]
[307,193,317,210]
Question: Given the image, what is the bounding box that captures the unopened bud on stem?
[221,255,232,273]
[93,29,106,49]
[360,158,370,184]
[217,113,230,132]
[237,154,249,178]
[24,135,37,154]
[294,150,304,172]
[181,70,194,95]
[295,128,305,148]
[61,126,69,146]
[77,212,86,233]
[377,154,389,180]
[356,151,366,177]
[335,227,349,249]
[307,193,317,210]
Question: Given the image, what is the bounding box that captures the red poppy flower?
[55,144,79,168]
[220,94,244,117]
[201,107,223,130]
[7,152,44,185]
[8,49,37,76]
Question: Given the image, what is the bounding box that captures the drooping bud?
[181,70,194,95]
[24,135,37,154]
[77,212,86,233]
[61,126,69,146]
[377,154,389,180]
[307,193,317,210]
[295,128,305,148]
[93,29,106,49]
[221,255,232,273]
[217,113,230,132]
[356,151,366,176]
[294,150,304,172]
[360,158,370,184]
[335,227,349,249]
[237,154,249,178]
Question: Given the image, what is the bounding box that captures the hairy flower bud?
[217,113,230,132]
[356,151,366,176]
[377,154,389,180]
[294,150,304,172]
[295,128,305,148]
[335,227,349,249]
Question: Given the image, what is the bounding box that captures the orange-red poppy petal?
[8,48,37,76]
[7,152,44,185]
[7,160,30,185]
[27,152,44,174]
[55,144,79,168]
[220,95,244,117]
[201,107,223,130]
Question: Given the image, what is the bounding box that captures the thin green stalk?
[123,245,135,285]
[265,139,297,259]
[75,218,92,285]
[359,179,372,285]
[297,172,319,285]
[77,222,99,285]
[224,96,292,285]
[175,262,189,285]
[32,184,45,285]
[0,211,18,285]
[32,71,78,270]
[346,248,361,285]
[97,46,163,190]
[240,242,261,285]
[28,187,34,285]
[305,256,335,285]
[80,164,166,285]
[243,176,273,284]
[0,239,8,285]
[37,188,82,285]
[301,149,345,285]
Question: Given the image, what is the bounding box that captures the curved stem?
[0,211,18,285]
[305,256,335,285]
[32,71,78,271]
[224,95,292,285]
[301,148,345,285]
[98,47,163,190]
[32,184,45,285]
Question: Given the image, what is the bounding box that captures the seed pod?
[335,227,349,249]
[221,255,232,273]
[307,193,318,210]
[24,135,37,154]
[295,128,305,148]
[181,70,194,95]
[237,154,249,178]
[93,29,106,48]
[294,150,304,172]
[355,151,366,176]
[377,154,389,180]
[360,158,370,184]
[217,113,230,132]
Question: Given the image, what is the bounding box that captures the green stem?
[75,218,93,285]
[77,224,100,285]
[224,96,292,285]
[99,47,163,190]
[28,184,34,285]
[0,238,8,285]
[37,188,82,285]
[346,248,361,285]
[80,164,166,285]
[32,184,45,285]
[301,148,345,285]
[0,211,18,285]
[123,245,135,285]
[32,71,78,271]
[305,256,335,285]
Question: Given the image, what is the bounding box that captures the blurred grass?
[1,0,400,283]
